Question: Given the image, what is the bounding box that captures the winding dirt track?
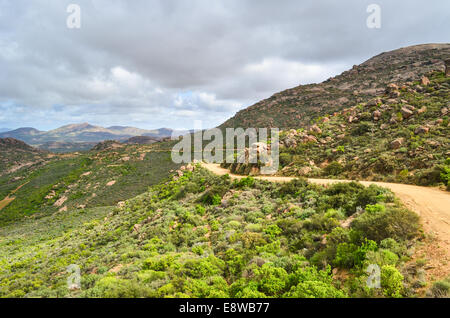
[201,163,450,275]
[0,182,29,211]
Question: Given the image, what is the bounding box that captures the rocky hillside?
[0,140,181,225]
[220,44,450,130]
[0,138,49,175]
[276,71,449,187]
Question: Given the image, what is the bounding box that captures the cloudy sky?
[0,0,448,131]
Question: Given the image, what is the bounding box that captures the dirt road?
[0,182,29,211]
[201,163,450,279]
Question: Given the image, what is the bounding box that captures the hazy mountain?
[0,123,180,148]
[38,141,97,153]
[0,128,11,133]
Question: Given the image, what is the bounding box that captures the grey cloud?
[0,0,448,130]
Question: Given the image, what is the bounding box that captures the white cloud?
[0,0,448,130]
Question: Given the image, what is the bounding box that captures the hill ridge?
[220,43,450,130]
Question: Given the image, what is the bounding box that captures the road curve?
[201,163,450,259]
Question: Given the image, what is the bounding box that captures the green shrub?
[334,239,377,268]
[334,243,359,268]
[276,178,308,197]
[324,162,343,176]
[279,153,293,166]
[352,122,371,136]
[351,207,420,242]
[234,177,256,189]
[285,266,347,298]
[253,264,289,296]
[85,277,153,298]
[285,280,347,298]
[428,278,450,298]
[381,265,404,298]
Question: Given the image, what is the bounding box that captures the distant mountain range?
[0,128,11,133]
[0,123,183,148]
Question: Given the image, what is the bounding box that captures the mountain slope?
[274,71,450,187]
[220,43,450,130]
[0,138,49,175]
[0,141,181,226]
[223,70,449,188]
[0,123,179,147]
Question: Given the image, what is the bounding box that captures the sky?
[0,0,449,131]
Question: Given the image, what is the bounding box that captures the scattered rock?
[390,138,405,150]
[133,224,142,233]
[415,126,429,135]
[421,76,430,86]
[417,106,427,114]
[303,135,318,143]
[401,107,414,119]
[298,167,312,176]
[373,110,381,121]
[367,97,383,107]
[109,264,123,273]
[310,124,322,134]
[414,85,424,92]
[54,196,67,207]
[106,180,116,187]
[385,84,399,98]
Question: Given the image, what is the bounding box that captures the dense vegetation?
[0,166,429,298]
